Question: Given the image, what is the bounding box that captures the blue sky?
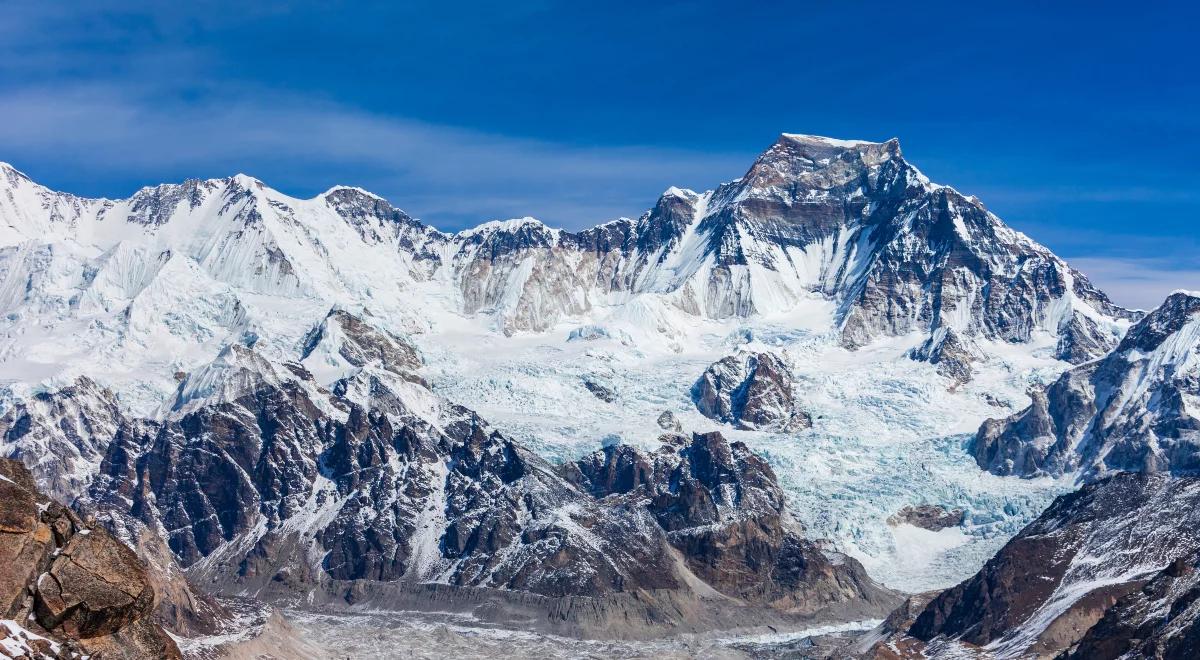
[0,1,1196,307]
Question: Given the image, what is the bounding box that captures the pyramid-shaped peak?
[735,133,904,191]
[779,133,886,148]
[772,133,901,159]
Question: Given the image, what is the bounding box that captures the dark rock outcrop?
[566,432,898,616]
[0,459,180,659]
[907,472,1200,658]
[972,291,1200,479]
[908,328,979,386]
[581,378,616,403]
[886,505,964,532]
[656,410,682,432]
[693,351,812,432]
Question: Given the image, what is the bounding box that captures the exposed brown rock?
[0,459,180,659]
[35,529,155,638]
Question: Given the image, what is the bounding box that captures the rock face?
[907,472,1200,658]
[973,291,1200,479]
[0,458,180,659]
[656,410,682,432]
[565,432,897,616]
[907,328,980,386]
[89,341,675,597]
[581,378,616,403]
[693,351,812,432]
[0,377,125,504]
[886,505,964,532]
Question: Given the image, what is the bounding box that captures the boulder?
[887,505,964,532]
[0,459,179,659]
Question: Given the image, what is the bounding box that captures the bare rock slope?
[973,291,1200,479]
[0,458,180,659]
[693,351,812,432]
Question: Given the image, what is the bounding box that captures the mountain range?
[1,135,1197,658]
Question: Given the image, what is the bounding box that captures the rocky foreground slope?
[0,458,180,659]
[905,473,1200,658]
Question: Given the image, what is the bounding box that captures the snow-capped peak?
[454,216,556,238]
[0,161,30,180]
[320,184,386,201]
[0,133,1141,414]
[778,133,886,148]
[661,186,699,199]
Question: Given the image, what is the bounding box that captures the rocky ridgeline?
[0,459,179,659]
[693,351,812,432]
[973,291,1200,479]
[432,135,1138,360]
[0,134,1137,373]
[884,472,1200,658]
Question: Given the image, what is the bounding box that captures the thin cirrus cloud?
[0,83,752,231]
[1068,257,1200,311]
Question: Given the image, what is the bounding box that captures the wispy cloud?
[1069,257,1200,310]
[0,83,751,230]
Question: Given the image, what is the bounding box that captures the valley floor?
[212,607,882,659]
